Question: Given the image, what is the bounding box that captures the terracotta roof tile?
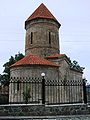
[26,3,60,24]
[10,54,59,68]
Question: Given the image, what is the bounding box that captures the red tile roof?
[46,53,66,59]
[26,3,60,24]
[10,54,59,68]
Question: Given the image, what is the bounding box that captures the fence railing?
[8,77,84,105]
[86,85,90,103]
[0,84,9,104]
[0,77,89,105]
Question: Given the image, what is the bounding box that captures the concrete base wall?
[0,104,90,117]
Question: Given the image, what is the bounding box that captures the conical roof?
[10,54,59,68]
[25,3,60,25]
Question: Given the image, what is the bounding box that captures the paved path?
[0,115,90,120]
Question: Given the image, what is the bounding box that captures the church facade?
[9,3,84,103]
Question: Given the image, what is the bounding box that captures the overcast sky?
[0,0,90,82]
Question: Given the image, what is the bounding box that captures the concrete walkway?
[0,115,90,120]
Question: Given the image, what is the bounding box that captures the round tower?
[25,3,61,57]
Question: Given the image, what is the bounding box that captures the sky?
[0,0,90,82]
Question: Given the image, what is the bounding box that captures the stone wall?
[0,104,90,119]
[25,19,60,57]
[47,56,83,82]
[10,65,59,80]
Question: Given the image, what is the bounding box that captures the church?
[9,3,84,104]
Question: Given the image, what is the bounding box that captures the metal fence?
[86,85,90,103]
[0,84,9,104]
[8,77,85,105]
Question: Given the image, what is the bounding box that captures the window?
[30,32,33,44]
[49,32,51,44]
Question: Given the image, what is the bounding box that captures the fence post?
[83,78,87,104]
[41,73,45,104]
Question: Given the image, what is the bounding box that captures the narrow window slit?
[49,32,51,44]
[31,32,33,44]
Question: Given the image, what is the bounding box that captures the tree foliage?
[70,60,85,72]
[23,86,31,104]
[0,52,24,84]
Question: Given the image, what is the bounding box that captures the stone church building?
[9,3,84,103]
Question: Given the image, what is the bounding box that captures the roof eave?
[25,18,61,29]
[10,64,60,68]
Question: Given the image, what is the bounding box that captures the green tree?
[15,52,24,62]
[3,56,15,77]
[70,60,85,72]
[23,86,31,104]
[0,52,24,84]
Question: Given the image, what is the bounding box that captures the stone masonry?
[25,19,60,57]
[0,104,90,119]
